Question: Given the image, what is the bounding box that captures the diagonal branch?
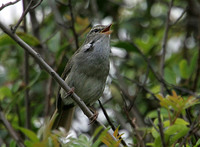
[98,100,128,147]
[11,0,34,33]
[0,0,20,11]
[0,106,24,147]
[0,22,121,145]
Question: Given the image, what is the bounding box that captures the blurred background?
[0,0,200,146]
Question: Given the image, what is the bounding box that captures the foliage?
[147,91,199,147]
[1,0,200,146]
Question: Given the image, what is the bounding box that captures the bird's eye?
[92,29,99,33]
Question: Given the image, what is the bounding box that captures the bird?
[53,24,112,132]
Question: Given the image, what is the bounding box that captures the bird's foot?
[88,107,99,125]
[64,87,75,99]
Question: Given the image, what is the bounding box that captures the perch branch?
[0,22,121,145]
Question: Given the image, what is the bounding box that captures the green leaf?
[0,33,40,47]
[174,118,189,126]
[112,41,138,52]
[164,67,176,84]
[146,108,169,119]
[165,124,189,145]
[10,139,17,147]
[194,139,200,147]
[16,127,39,143]
[0,34,16,46]
[17,32,40,46]
[189,51,198,75]
[179,59,190,79]
[0,86,12,100]
[47,32,60,52]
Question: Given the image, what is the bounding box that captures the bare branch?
[124,108,145,147]
[170,7,187,26]
[0,106,24,147]
[129,41,171,94]
[68,0,79,49]
[24,51,31,129]
[98,100,128,147]
[0,0,20,11]
[30,0,43,10]
[160,0,174,94]
[11,0,34,33]
[157,109,166,147]
[0,22,121,145]
[192,13,200,91]
[22,0,31,130]
[178,117,200,147]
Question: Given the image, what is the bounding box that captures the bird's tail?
[52,105,75,132]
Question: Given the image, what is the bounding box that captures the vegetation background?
[0,0,200,146]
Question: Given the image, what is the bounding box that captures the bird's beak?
[101,24,112,35]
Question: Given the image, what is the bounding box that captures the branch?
[24,51,31,129]
[157,109,166,147]
[22,0,31,130]
[0,22,120,145]
[178,117,200,147]
[98,100,128,147]
[30,0,43,10]
[11,0,34,33]
[192,15,200,91]
[124,108,145,147]
[0,106,24,147]
[68,0,79,49]
[129,41,171,94]
[128,41,199,97]
[170,7,187,26]
[0,0,20,11]
[160,0,174,94]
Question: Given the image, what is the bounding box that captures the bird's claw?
[89,110,99,125]
[64,87,75,99]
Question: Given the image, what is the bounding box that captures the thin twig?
[68,0,79,49]
[48,0,70,37]
[129,41,171,94]
[41,30,59,44]
[22,0,31,130]
[157,109,166,147]
[0,22,121,145]
[11,0,34,33]
[192,15,200,91]
[0,106,24,147]
[123,76,158,100]
[178,119,200,147]
[44,73,54,116]
[0,0,20,11]
[124,108,145,147]
[160,0,174,94]
[128,41,200,97]
[98,100,128,147]
[148,118,159,133]
[24,51,31,129]
[170,7,187,26]
[30,0,43,10]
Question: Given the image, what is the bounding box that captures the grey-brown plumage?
[53,24,112,131]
